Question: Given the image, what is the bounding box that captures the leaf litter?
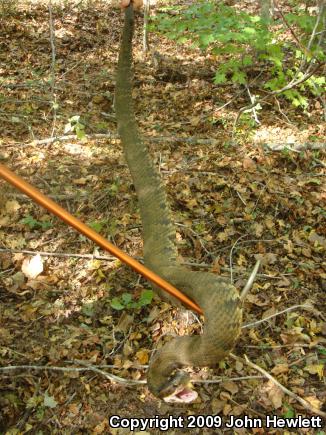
[0,0,325,433]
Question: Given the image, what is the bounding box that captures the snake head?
[148,369,198,403]
[161,371,198,403]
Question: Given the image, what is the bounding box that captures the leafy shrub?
[151,1,325,109]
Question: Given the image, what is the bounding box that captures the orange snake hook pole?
[0,164,202,315]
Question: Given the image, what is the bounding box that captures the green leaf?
[214,72,227,84]
[89,221,104,233]
[122,293,133,304]
[138,289,153,306]
[232,70,246,84]
[70,115,80,123]
[82,303,95,317]
[110,298,125,311]
[43,393,58,409]
[21,215,39,229]
[76,126,86,140]
[283,403,295,418]
[199,33,215,47]
[27,396,43,409]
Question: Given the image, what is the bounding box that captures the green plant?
[283,403,295,418]
[151,1,325,109]
[64,115,86,140]
[21,215,52,230]
[110,289,153,310]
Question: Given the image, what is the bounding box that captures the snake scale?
[115,4,242,402]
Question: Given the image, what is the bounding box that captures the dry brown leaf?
[221,380,239,395]
[116,312,134,333]
[304,364,324,379]
[211,399,226,414]
[5,199,20,214]
[93,419,109,434]
[271,364,289,375]
[222,403,232,416]
[243,157,256,171]
[136,349,149,364]
[252,222,264,237]
[254,252,277,265]
[304,395,322,410]
[308,231,326,248]
[266,380,284,409]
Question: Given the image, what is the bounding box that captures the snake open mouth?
[163,385,198,403]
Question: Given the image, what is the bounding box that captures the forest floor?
[0,0,325,434]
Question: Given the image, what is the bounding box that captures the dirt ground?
[0,1,325,433]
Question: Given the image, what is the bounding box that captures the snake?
[115,4,242,403]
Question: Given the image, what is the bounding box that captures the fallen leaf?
[304,395,322,410]
[252,222,264,237]
[136,349,149,364]
[21,254,43,279]
[211,399,226,414]
[308,231,326,248]
[243,157,256,171]
[271,364,289,375]
[304,364,324,379]
[221,381,239,395]
[5,200,20,214]
[266,380,284,409]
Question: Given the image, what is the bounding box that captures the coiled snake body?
[115,5,242,402]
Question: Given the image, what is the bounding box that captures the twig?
[274,0,311,57]
[48,0,57,137]
[274,96,293,125]
[233,354,326,418]
[194,375,264,384]
[242,303,313,328]
[307,1,325,52]
[240,260,261,301]
[4,132,325,150]
[0,247,289,282]
[229,235,246,284]
[245,84,260,124]
[143,0,150,53]
[262,142,325,151]
[79,364,145,387]
[244,343,323,349]
[0,247,116,261]
[0,363,146,385]
[236,190,247,206]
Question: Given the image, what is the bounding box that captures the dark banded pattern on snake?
[115,4,242,401]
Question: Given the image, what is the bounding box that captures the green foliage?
[151,1,325,109]
[88,220,105,233]
[88,216,118,238]
[64,115,86,140]
[318,347,326,356]
[110,289,153,311]
[21,215,52,230]
[283,403,295,418]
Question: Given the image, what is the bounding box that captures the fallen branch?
[4,133,325,151]
[242,303,313,329]
[262,142,325,151]
[240,259,261,301]
[194,375,264,384]
[0,363,146,385]
[230,353,326,418]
